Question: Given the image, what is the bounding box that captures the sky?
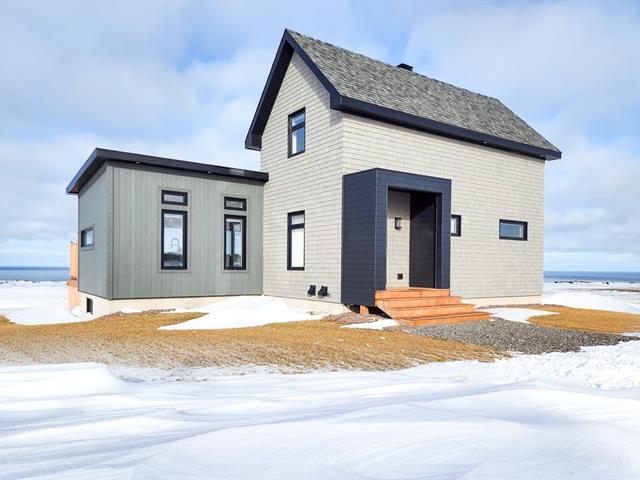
[0,0,639,272]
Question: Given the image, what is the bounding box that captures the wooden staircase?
[375,288,490,326]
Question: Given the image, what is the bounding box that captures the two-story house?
[67,30,561,324]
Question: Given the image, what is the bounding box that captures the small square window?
[80,227,94,248]
[451,215,461,237]
[161,190,188,206]
[499,219,528,241]
[394,217,402,230]
[224,197,247,211]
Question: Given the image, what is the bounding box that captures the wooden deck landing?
[375,288,490,326]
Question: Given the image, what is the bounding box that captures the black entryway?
[341,168,451,306]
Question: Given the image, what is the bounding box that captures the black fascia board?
[66,148,268,195]
[244,29,340,151]
[335,96,562,160]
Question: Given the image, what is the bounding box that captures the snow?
[2,342,640,479]
[342,319,399,330]
[484,307,557,323]
[542,291,640,314]
[0,280,92,324]
[160,296,333,330]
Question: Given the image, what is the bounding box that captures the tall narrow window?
[288,109,306,157]
[499,219,528,241]
[224,215,246,270]
[80,227,94,248]
[288,211,305,270]
[451,215,461,237]
[162,210,187,269]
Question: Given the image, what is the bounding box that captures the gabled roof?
[246,30,561,160]
[66,148,268,195]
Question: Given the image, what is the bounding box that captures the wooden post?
[359,305,369,315]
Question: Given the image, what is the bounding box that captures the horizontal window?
[161,190,188,206]
[451,215,461,237]
[288,211,305,270]
[224,215,246,270]
[224,197,247,211]
[80,227,94,248]
[162,210,187,269]
[499,219,528,241]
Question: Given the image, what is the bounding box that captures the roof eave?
[67,148,268,195]
[336,96,562,160]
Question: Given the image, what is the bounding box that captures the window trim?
[287,108,306,158]
[224,214,247,271]
[499,219,528,241]
[451,215,461,237]
[287,210,305,271]
[161,209,188,270]
[161,189,188,206]
[224,196,247,212]
[80,225,95,250]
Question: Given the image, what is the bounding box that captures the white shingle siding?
[261,53,545,302]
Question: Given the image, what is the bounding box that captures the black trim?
[287,210,305,271]
[80,226,94,248]
[287,108,306,157]
[244,29,562,161]
[451,214,461,237]
[224,196,247,211]
[224,215,247,270]
[341,168,451,306]
[161,190,188,206]
[67,148,268,195]
[161,209,188,270]
[499,219,528,241]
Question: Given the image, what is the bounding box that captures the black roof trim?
[245,29,561,161]
[66,148,268,195]
[337,97,561,160]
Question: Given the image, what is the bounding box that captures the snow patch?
[342,319,399,330]
[160,296,330,330]
[542,291,640,314]
[485,307,557,324]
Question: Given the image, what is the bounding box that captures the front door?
[409,192,438,288]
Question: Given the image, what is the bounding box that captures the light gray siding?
[110,164,263,299]
[78,164,111,297]
[386,190,410,288]
[342,114,545,298]
[261,52,344,302]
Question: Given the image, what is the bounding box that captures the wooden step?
[397,312,491,327]
[378,296,463,309]
[387,303,478,319]
[375,288,450,300]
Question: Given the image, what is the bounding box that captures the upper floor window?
[499,219,528,241]
[288,109,306,157]
[162,190,188,206]
[80,226,94,248]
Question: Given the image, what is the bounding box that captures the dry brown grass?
[0,312,503,372]
[526,305,640,334]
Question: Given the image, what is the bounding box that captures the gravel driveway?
[406,318,638,354]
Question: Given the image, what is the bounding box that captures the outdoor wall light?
[307,285,317,296]
[318,286,329,297]
[395,217,402,230]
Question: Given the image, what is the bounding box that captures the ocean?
[544,271,640,283]
[0,267,70,282]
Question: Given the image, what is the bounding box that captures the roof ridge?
[286,29,500,103]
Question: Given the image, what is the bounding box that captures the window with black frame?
[499,219,528,241]
[224,215,246,270]
[288,109,305,157]
[287,211,305,270]
[161,210,187,269]
[80,226,94,248]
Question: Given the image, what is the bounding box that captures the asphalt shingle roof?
[288,30,559,154]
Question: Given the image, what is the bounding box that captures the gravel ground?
[406,318,639,354]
